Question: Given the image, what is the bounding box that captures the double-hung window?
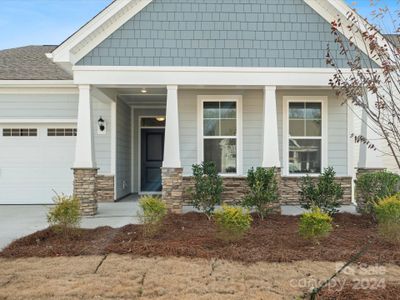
[284,97,326,175]
[199,96,242,175]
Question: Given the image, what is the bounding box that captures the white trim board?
[73,68,343,87]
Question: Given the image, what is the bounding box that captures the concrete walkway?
[0,200,358,251]
[0,201,141,250]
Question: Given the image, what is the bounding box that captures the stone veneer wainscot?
[73,168,98,216]
[162,168,184,213]
[181,175,353,207]
[96,175,115,202]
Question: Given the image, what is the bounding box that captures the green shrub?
[242,167,279,219]
[214,205,253,242]
[356,171,400,214]
[189,161,223,219]
[299,208,333,242]
[138,195,167,237]
[375,194,400,244]
[47,193,81,233]
[299,167,344,216]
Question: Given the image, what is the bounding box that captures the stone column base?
[162,167,183,214]
[73,168,98,216]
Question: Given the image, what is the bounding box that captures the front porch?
[71,80,378,216]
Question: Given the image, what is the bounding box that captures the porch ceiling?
[117,87,166,106]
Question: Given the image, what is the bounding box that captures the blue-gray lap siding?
[78,0,361,68]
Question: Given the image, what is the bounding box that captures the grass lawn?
[1,255,400,299]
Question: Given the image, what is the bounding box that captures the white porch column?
[73,85,98,216]
[262,86,281,168]
[357,95,384,169]
[162,85,183,214]
[73,85,96,168]
[163,85,181,168]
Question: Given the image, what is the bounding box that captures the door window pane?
[3,128,37,137]
[3,129,11,136]
[141,118,166,127]
[204,139,237,173]
[289,139,321,174]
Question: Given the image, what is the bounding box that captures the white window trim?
[282,96,328,177]
[197,95,243,176]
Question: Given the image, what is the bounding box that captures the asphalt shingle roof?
[0,45,72,80]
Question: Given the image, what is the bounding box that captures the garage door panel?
[0,125,76,204]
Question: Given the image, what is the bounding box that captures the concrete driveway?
[0,201,141,250]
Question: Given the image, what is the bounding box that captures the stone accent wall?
[73,168,98,216]
[162,168,183,213]
[280,176,353,205]
[96,175,115,202]
[182,176,248,205]
[182,174,352,207]
[355,168,386,212]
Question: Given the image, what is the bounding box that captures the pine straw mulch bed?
[1,212,399,265]
[316,283,400,299]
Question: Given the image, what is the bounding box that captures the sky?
[0,0,398,50]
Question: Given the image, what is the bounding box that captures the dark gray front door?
[141,129,164,192]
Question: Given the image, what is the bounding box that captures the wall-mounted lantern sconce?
[98,116,106,134]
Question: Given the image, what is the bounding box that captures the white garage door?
[0,125,76,204]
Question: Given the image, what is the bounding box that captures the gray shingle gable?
[77,0,360,68]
